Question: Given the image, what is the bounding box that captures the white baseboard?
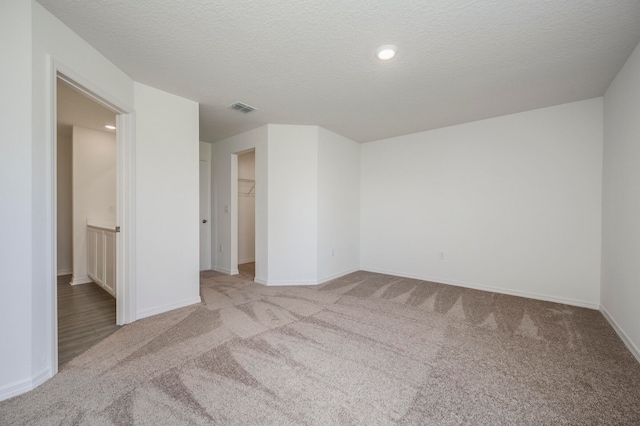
[0,367,51,402]
[360,266,600,310]
[136,296,202,321]
[70,276,93,285]
[255,268,359,287]
[213,266,233,275]
[253,276,315,287]
[31,368,50,390]
[212,265,245,275]
[600,305,640,364]
[56,268,72,276]
[238,258,255,264]
[264,279,318,286]
[317,268,360,285]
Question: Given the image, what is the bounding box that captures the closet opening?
[237,149,256,280]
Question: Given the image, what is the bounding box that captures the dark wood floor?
[57,275,119,366]
[238,261,255,280]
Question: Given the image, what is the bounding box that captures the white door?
[199,160,212,270]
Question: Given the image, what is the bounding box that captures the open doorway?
[50,66,136,373]
[56,79,119,366]
[237,149,256,280]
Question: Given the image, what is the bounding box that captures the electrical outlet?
[439,251,445,260]
[331,248,335,257]
[219,244,223,252]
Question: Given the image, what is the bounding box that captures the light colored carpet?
[2,270,640,425]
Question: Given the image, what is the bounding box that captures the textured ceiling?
[38,0,640,143]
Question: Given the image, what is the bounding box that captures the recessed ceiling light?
[376,44,397,61]
[105,125,116,130]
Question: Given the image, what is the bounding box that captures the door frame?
[199,159,212,271]
[50,59,136,373]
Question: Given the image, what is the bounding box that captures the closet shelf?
[239,178,255,197]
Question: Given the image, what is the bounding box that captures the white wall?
[4,0,631,401]
[134,82,201,319]
[601,41,640,361]
[238,151,256,264]
[361,98,603,308]
[0,1,202,400]
[56,134,73,275]
[267,125,319,285]
[0,0,34,400]
[213,124,360,286]
[317,128,361,282]
[71,126,116,284]
[200,142,212,162]
[211,126,268,279]
[1,0,138,399]
[29,1,136,396]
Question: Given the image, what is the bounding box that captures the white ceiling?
[57,80,116,138]
[39,0,640,143]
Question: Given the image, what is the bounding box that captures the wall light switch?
[224,205,229,213]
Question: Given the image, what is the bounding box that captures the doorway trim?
[50,59,136,374]
[230,153,240,275]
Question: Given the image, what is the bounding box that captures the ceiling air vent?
[227,102,257,113]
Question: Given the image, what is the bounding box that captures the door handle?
[202,219,207,224]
